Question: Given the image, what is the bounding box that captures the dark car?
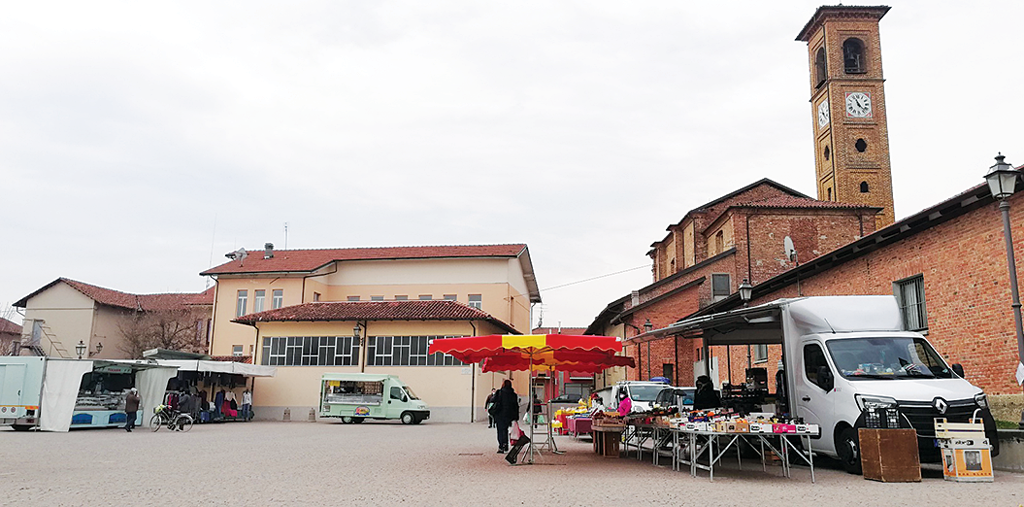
[654,387,696,410]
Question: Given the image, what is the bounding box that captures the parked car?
[654,386,697,411]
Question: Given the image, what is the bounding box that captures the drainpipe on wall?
[469,321,477,423]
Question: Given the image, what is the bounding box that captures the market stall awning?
[154,360,277,377]
[428,334,634,373]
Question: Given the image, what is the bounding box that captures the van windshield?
[826,337,953,380]
[403,387,420,400]
[627,385,664,401]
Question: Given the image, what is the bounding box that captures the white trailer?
[666,295,999,474]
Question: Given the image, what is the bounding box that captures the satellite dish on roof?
[224,248,248,262]
[783,236,798,263]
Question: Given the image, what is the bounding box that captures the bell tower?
[797,5,895,228]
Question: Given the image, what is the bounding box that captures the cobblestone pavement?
[2,421,1022,506]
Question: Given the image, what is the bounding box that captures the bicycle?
[150,404,194,432]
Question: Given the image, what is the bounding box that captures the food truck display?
[320,373,429,425]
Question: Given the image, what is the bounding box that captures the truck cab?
[795,330,995,473]
[320,373,429,425]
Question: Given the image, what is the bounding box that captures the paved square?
[2,421,1022,506]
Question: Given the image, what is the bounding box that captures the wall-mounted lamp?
[76,340,86,360]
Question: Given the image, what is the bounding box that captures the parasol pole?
[527,349,536,464]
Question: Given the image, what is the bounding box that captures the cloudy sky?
[2,1,1022,329]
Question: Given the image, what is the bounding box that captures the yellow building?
[201,243,541,422]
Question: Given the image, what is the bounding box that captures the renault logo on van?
[933,397,948,414]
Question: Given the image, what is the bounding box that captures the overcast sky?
[2,1,1023,330]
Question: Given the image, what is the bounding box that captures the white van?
[670,296,999,474]
[595,380,670,414]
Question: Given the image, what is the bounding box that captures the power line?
[540,264,649,292]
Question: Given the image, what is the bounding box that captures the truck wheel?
[341,417,353,424]
[11,424,31,432]
[836,427,862,475]
[401,412,415,425]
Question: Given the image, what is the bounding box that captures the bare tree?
[118,307,206,358]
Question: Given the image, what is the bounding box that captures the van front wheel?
[401,412,415,425]
[836,427,862,475]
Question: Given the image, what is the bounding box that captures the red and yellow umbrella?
[428,334,634,373]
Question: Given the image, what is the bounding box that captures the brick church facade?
[587,5,1023,421]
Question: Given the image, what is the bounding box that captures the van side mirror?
[951,363,965,378]
[816,366,834,392]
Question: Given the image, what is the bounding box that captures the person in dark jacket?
[693,375,721,410]
[484,389,497,428]
[124,388,141,432]
[492,379,519,453]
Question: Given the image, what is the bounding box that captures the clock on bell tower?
[797,5,895,228]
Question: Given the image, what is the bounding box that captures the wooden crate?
[858,428,921,482]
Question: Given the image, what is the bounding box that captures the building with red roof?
[0,317,22,355]
[202,243,541,423]
[13,278,213,359]
[587,178,879,388]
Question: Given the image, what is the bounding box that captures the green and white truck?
[319,373,430,425]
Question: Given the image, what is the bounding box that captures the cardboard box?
[858,429,922,483]
[772,423,796,433]
[795,424,820,436]
[749,423,772,433]
[941,446,993,482]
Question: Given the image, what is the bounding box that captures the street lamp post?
[739,279,754,368]
[984,153,1024,430]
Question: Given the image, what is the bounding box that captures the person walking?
[124,388,140,432]
[484,388,497,428]
[492,379,519,454]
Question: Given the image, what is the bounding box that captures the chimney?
[264,243,274,259]
[631,290,640,307]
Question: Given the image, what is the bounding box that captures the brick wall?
[750,194,1024,396]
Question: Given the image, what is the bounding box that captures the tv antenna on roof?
[784,236,802,296]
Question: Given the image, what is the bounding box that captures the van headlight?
[974,394,988,409]
[855,394,897,411]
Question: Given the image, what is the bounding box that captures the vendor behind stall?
[693,375,721,410]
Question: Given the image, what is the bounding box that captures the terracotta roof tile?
[201,244,527,276]
[0,317,21,335]
[233,300,517,333]
[736,196,881,210]
[16,278,209,312]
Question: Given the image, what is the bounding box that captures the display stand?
[672,428,816,483]
[592,425,623,457]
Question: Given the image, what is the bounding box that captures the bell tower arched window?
[814,47,827,87]
[843,38,865,74]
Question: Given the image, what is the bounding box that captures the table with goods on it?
[614,402,819,482]
[554,402,594,439]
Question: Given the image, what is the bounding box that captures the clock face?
[845,92,872,118]
[817,100,830,129]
